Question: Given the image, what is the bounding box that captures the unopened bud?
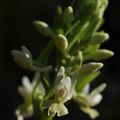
[91,49,114,61]
[54,34,68,51]
[79,62,103,75]
[33,21,54,37]
[11,46,33,70]
[90,32,109,45]
[63,6,74,23]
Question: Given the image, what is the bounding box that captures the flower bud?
[54,34,68,51]
[91,49,114,61]
[63,6,74,23]
[33,21,54,37]
[90,32,109,45]
[11,46,33,70]
[79,62,103,75]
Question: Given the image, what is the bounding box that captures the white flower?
[48,66,73,117]
[74,83,106,119]
[15,74,45,120]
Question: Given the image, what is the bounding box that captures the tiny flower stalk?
[12,0,114,120]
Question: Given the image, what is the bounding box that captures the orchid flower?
[74,83,106,119]
[15,74,45,120]
[48,66,73,117]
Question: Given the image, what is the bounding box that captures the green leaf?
[65,20,80,36]
[68,21,90,50]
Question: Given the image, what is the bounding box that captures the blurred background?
[0,0,120,120]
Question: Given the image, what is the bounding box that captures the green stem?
[42,115,53,120]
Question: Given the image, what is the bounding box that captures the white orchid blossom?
[48,66,73,117]
[15,74,45,120]
[74,83,106,119]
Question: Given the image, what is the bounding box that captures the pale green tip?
[33,21,54,37]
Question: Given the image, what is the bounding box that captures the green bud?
[63,6,74,23]
[33,21,54,37]
[91,49,114,61]
[79,62,103,76]
[54,34,68,51]
[90,32,109,45]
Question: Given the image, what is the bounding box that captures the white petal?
[89,83,106,101]
[11,50,32,68]
[22,76,33,92]
[61,77,71,90]
[91,94,103,107]
[57,66,65,78]
[56,66,65,83]
[15,104,33,118]
[81,106,99,119]
[21,46,32,60]
[48,103,58,116]
[57,103,68,116]
[61,76,72,101]
[17,115,24,120]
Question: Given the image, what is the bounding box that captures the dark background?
[0,0,120,120]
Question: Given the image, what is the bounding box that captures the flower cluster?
[12,0,114,120]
